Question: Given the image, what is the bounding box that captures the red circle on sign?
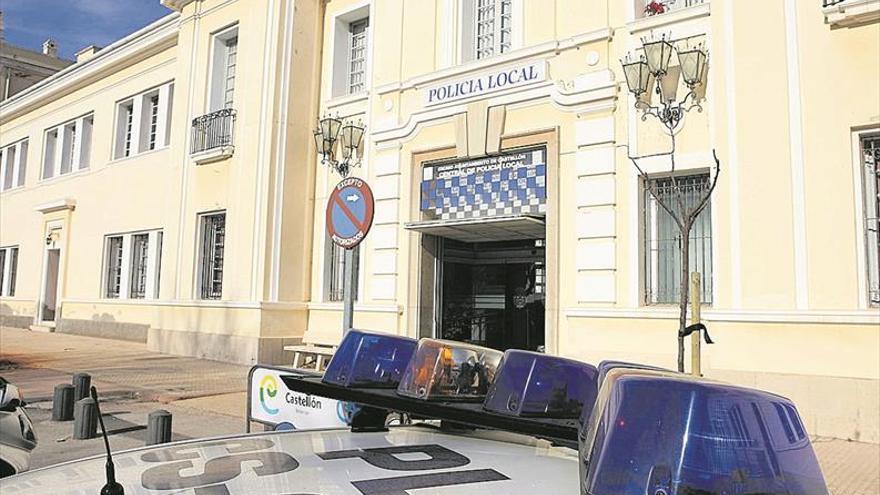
[326,177,375,250]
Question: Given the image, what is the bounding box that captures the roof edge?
[0,12,180,124]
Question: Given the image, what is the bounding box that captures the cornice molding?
[0,13,180,124]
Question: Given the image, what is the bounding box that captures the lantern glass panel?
[660,65,681,103]
[623,60,650,97]
[678,49,706,88]
[644,39,673,75]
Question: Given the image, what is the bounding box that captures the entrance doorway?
[438,238,545,351]
[40,248,60,323]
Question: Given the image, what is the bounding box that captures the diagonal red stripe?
[332,193,367,232]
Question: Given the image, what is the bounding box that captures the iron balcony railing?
[191,108,235,155]
[823,0,846,6]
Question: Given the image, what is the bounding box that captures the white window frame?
[197,211,227,300]
[41,114,93,181]
[102,230,163,300]
[0,246,19,297]
[0,139,28,191]
[330,4,372,98]
[642,172,714,305]
[853,129,880,308]
[113,82,173,160]
[209,26,240,112]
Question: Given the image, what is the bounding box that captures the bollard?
[51,384,75,421]
[72,373,91,402]
[146,410,172,445]
[73,397,98,440]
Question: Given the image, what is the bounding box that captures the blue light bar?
[483,350,599,419]
[322,330,417,388]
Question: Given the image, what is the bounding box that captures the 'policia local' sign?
[423,61,547,106]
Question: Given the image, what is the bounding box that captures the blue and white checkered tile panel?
[420,148,547,220]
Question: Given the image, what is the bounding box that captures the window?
[210,27,239,111]
[114,83,173,159]
[105,236,124,298]
[148,96,160,151]
[103,230,162,299]
[0,246,18,297]
[462,0,513,62]
[862,135,880,306]
[0,139,27,190]
[325,238,359,302]
[199,212,226,300]
[42,114,93,179]
[348,19,368,94]
[331,8,370,97]
[643,173,713,304]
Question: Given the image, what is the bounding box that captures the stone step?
[29,325,55,333]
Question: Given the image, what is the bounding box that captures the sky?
[1,0,173,60]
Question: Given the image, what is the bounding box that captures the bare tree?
[629,133,720,372]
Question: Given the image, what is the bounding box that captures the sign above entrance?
[326,177,374,249]
[423,60,548,107]
[421,147,547,221]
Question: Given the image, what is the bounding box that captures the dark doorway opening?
[439,238,545,351]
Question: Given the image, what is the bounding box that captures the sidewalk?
[1,326,877,492]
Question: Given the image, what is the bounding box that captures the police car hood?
[0,426,578,494]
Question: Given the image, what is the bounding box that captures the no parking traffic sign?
[326,177,375,249]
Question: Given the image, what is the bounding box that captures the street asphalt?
[0,326,877,493]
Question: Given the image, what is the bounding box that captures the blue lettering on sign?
[425,62,544,106]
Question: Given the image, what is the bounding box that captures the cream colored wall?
[307,0,879,441]
[0,0,322,363]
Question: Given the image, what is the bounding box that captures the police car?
[0,330,829,494]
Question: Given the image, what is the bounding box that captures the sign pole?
[342,248,355,336]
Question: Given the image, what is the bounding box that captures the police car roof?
[0,425,578,494]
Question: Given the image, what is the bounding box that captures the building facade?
[303,0,879,443]
[0,0,878,443]
[0,0,322,364]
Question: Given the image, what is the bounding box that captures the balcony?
[639,0,706,19]
[823,0,880,28]
[190,108,235,164]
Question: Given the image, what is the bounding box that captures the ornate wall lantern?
[313,114,366,178]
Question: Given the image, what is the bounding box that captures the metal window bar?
[475,0,496,59]
[348,20,368,94]
[200,214,226,300]
[863,136,880,306]
[105,237,123,298]
[123,105,134,157]
[644,174,713,304]
[7,247,16,297]
[224,37,238,108]
[327,242,359,302]
[499,0,512,54]
[148,96,159,150]
[190,109,236,154]
[129,234,149,299]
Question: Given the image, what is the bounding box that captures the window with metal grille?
[224,37,237,108]
[123,104,134,157]
[129,234,149,299]
[862,136,880,306]
[0,139,27,190]
[643,173,713,304]
[475,0,512,60]
[199,212,226,300]
[148,96,160,150]
[348,19,368,94]
[326,239,359,302]
[6,247,16,297]
[105,236,124,298]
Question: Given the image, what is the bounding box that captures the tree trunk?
[678,221,691,372]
